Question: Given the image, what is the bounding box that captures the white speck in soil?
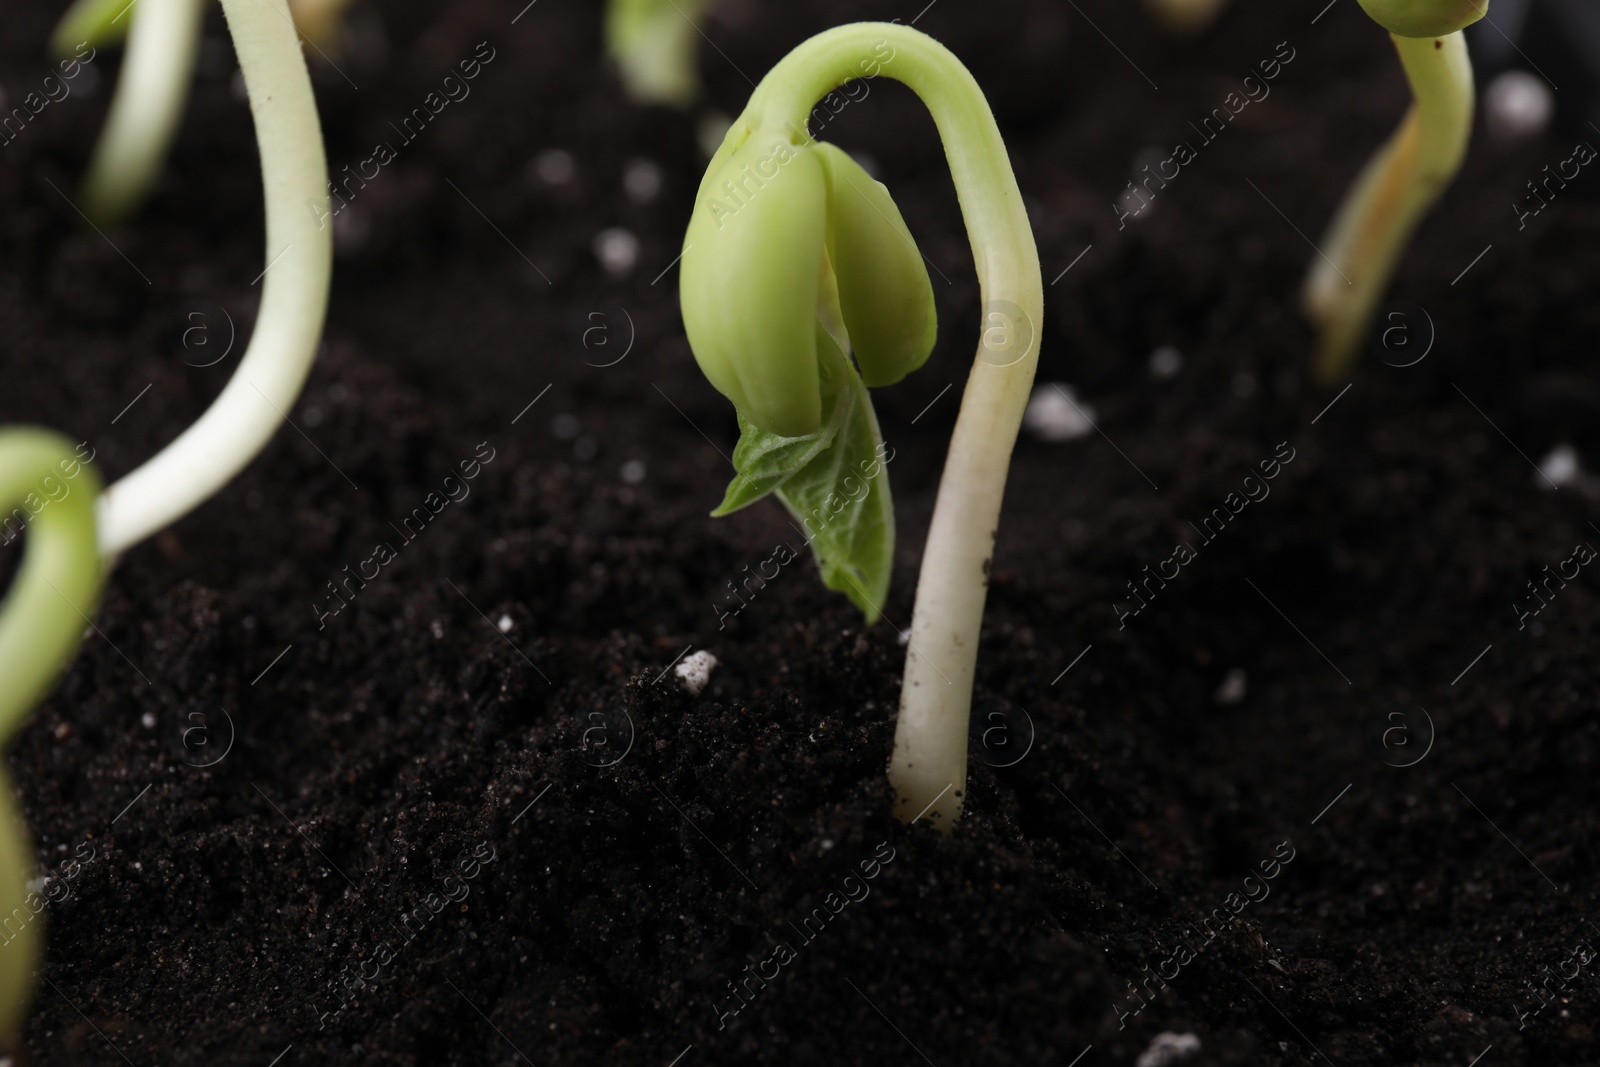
[531,148,576,185]
[621,459,647,484]
[623,158,663,203]
[1214,668,1247,706]
[1023,383,1095,442]
[1137,1032,1200,1067]
[141,712,157,729]
[1484,70,1554,141]
[594,227,640,278]
[675,650,720,696]
[1536,443,1584,491]
[1149,345,1183,379]
[497,614,514,633]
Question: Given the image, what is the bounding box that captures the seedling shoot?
[679,21,1043,830]
[1303,0,1486,381]
[0,0,332,1036]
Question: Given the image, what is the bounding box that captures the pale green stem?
[745,23,1043,829]
[1303,31,1473,383]
[80,0,206,226]
[0,429,106,1040]
[0,0,327,1032]
[0,764,39,1042]
[98,0,333,558]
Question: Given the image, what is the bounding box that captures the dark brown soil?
[2,0,1598,1064]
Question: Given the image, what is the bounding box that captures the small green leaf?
[712,325,851,517]
[713,327,894,623]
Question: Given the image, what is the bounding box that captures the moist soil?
[2,0,1599,1064]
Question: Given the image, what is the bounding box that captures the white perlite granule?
[675,650,720,696]
[1137,1032,1201,1067]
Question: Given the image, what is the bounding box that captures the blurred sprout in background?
[1143,0,1231,35]
[50,0,355,226]
[606,0,714,108]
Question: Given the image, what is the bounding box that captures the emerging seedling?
[0,430,104,1043]
[606,0,714,108]
[95,0,333,558]
[0,0,329,1036]
[50,0,349,225]
[52,0,206,226]
[680,22,1042,829]
[1303,0,1486,381]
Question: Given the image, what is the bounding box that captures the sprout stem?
[0,429,106,1040]
[746,23,1043,829]
[1303,31,1473,383]
[80,0,206,226]
[97,0,333,558]
[50,0,137,56]
[0,0,328,1034]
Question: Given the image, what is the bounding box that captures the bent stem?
[0,430,105,1040]
[746,23,1043,829]
[1303,31,1473,383]
[79,0,206,226]
[97,0,332,558]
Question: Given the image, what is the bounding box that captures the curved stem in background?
[1302,31,1473,384]
[50,0,137,55]
[98,0,333,559]
[745,23,1043,829]
[80,0,207,226]
[288,0,357,52]
[0,429,106,1041]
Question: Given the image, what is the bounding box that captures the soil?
[2,0,1598,1064]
